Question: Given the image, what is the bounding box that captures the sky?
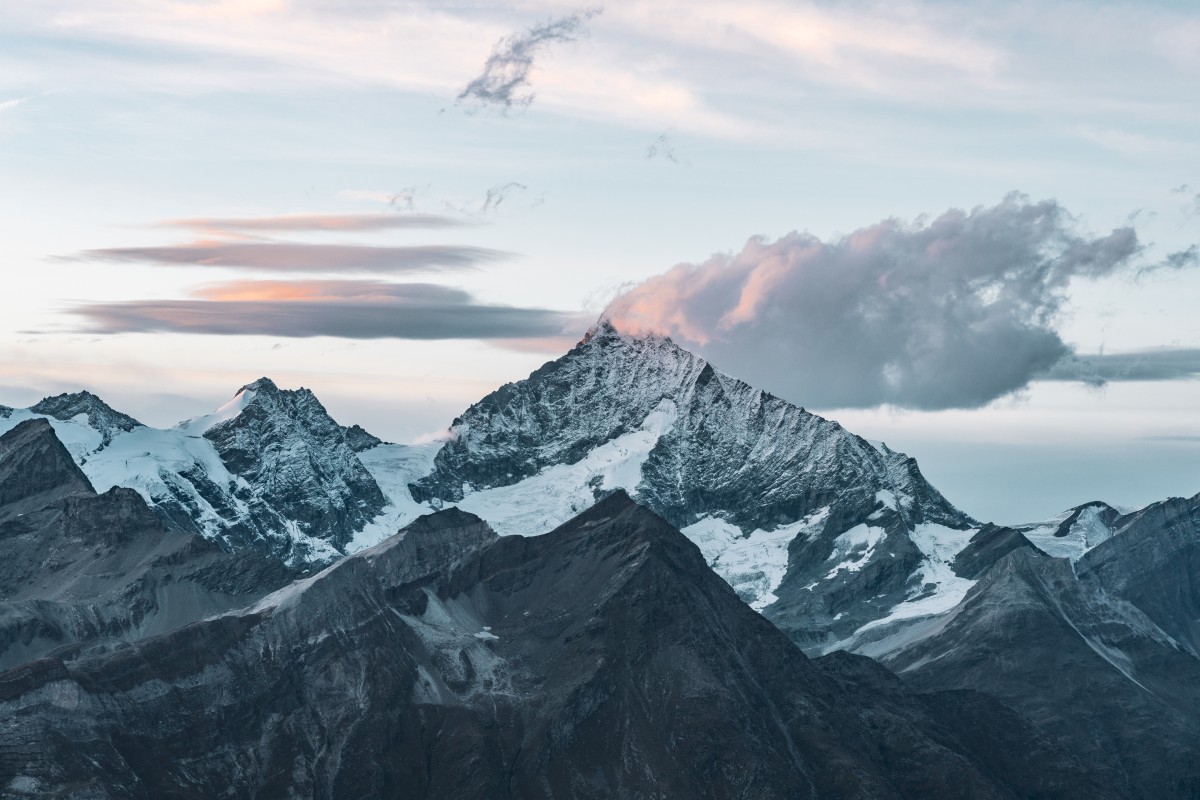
[1,0,1198,523]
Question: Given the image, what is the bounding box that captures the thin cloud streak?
[159,213,470,234]
[72,279,588,340]
[70,242,510,273]
[1045,348,1200,383]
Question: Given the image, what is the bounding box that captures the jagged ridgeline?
[0,328,983,651]
[3,327,1200,798]
[0,379,387,566]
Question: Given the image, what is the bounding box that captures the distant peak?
[0,417,95,504]
[581,318,620,343]
[240,377,279,394]
[343,423,386,453]
[29,390,143,436]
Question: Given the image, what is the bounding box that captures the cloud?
[457,8,602,112]
[69,242,509,273]
[159,212,468,234]
[0,97,32,114]
[480,182,527,214]
[1044,348,1200,383]
[602,193,1174,410]
[646,129,687,164]
[72,279,588,340]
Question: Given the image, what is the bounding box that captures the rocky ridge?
[0,493,1110,799]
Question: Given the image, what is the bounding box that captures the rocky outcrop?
[199,378,388,559]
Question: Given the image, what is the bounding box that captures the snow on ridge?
[175,387,258,435]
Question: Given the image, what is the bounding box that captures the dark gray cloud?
[1044,348,1200,383]
[603,193,1186,410]
[73,279,586,340]
[159,213,467,233]
[70,242,508,273]
[457,9,601,111]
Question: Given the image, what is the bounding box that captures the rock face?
[1076,492,1200,655]
[870,546,1200,800]
[196,378,388,559]
[0,419,296,670]
[0,494,1110,799]
[404,322,976,650]
[0,380,390,567]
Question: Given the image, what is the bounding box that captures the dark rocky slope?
[0,419,297,670]
[881,547,1200,800]
[0,494,1108,799]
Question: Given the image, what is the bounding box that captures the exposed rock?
[342,423,386,452]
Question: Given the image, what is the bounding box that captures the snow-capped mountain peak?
[402,323,975,650]
[29,390,143,446]
[0,380,391,567]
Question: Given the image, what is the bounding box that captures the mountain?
[871,546,1200,799]
[0,493,1111,799]
[0,380,390,566]
[400,322,978,651]
[28,390,143,447]
[0,419,296,670]
[180,377,388,558]
[1073,493,1200,654]
[0,330,985,648]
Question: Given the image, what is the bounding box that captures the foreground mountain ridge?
[0,490,1112,799]
[0,419,296,670]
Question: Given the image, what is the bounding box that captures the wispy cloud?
[158,212,469,234]
[1044,348,1200,384]
[0,97,32,114]
[645,129,686,164]
[68,242,508,273]
[457,8,602,112]
[73,279,588,340]
[603,193,1179,410]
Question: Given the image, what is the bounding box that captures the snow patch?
[1023,505,1114,563]
[825,524,887,579]
[453,400,678,536]
[348,443,439,551]
[856,523,977,634]
[683,507,829,611]
[175,388,257,435]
